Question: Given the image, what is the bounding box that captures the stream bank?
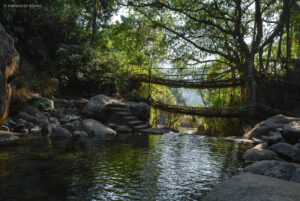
[204,114,300,201]
[0,94,175,146]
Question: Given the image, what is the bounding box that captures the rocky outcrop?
[203,173,300,201]
[204,115,300,201]
[0,23,19,124]
[242,114,300,163]
[244,114,300,140]
[81,94,151,132]
[1,93,155,144]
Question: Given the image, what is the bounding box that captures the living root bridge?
[146,99,251,118]
[141,97,284,118]
[129,74,244,89]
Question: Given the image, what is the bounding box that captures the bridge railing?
[128,66,237,83]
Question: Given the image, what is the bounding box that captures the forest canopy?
[0,0,299,134]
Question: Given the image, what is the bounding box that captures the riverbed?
[0,133,249,201]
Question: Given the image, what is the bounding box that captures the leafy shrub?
[56,43,122,97]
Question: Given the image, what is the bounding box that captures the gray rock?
[282,123,300,144]
[107,123,117,129]
[244,114,298,139]
[49,117,60,125]
[0,125,9,131]
[30,125,42,135]
[16,119,33,129]
[72,130,88,138]
[203,173,300,201]
[290,149,300,162]
[64,120,80,132]
[128,102,150,122]
[60,115,80,124]
[82,94,122,118]
[269,142,300,162]
[0,131,20,145]
[244,160,300,183]
[50,127,71,140]
[270,143,300,162]
[17,106,51,134]
[7,119,17,128]
[13,123,26,133]
[78,119,116,138]
[115,125,132,133]
[243,148,279,162]
[262,132,282,146]
[294,143,300,149]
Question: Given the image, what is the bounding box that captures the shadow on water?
[0,134,249,201]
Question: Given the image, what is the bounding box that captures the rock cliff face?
[0,23,19,124]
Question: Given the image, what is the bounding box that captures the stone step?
[110,107,131,112]
[123,116,138,121]
[128,120,144,126]
[115,112,133,116]
[132,124,150,130]
[109,103,128,108]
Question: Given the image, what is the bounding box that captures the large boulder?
[50,126,72,140]
[203,173,300,201]
[270,143,300,162]
[78,119,116,138]
[282,122,300,144]
[0,23,19,124]
[243,147,279,162]
[244,114,300,139]
[244,160,300,183]
[81,94,122,119]
[128,102,150,122]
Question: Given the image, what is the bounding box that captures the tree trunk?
[286,7,291,71]
[258,48,263,72]
[246,54,257,115]
[265,42,273,72]
[91,0,98,45]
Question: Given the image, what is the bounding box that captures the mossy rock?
[31,97,54,111]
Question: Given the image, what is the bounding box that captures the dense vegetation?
[0,0,299,135]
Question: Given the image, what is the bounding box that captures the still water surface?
[0,133,249,201]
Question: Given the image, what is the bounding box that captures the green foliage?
[55,43,121,96]
[33,100,47,111]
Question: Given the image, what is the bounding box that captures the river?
[0,133,249,201]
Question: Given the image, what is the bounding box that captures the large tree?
[121,0,296,113]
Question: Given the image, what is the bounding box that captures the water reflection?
[0,134,248,201]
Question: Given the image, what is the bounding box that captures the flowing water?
[0,133,249,201]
